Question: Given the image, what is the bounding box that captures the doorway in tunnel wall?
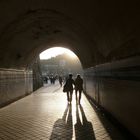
[39,47,83,86]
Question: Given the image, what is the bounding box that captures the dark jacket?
[65,78,75,91]
[75,77,83,91]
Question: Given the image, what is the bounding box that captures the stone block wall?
[84,56,140,139]
[0,69,33,107]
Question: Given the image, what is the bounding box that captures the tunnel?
[0,0,140,139]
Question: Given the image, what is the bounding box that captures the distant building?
[40,53,83,77]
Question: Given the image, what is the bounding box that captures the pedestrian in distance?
[59,76,63,87]
[75,74,83,104]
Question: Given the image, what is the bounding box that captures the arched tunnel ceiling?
[0,0,140,69]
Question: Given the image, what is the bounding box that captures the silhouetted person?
[45,76,48,84]
[75,74,83,104]
[49,75,56,84]
[75,104,95,140]
[50,104,73,140]
[64,74,75,103]
[59,76,63,87]
[49,76,53,84]
[52,76,56,84]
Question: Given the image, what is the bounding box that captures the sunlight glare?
[40,47,77,59]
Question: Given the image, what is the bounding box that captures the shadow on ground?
[74,104,95,140]
[50,103,95,140]
[50,104,73,140]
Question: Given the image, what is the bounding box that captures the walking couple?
[63,74,83,104]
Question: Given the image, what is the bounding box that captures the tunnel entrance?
[0,1,139,138]
[39,47,83,86]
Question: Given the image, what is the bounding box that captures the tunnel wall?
[0,69,33,107]
[84,56,140,139]
[32,57,43,91]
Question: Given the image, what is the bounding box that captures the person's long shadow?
[75,104,95,140]
[50,103,73,140]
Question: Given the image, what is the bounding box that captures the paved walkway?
[0,83,127,140]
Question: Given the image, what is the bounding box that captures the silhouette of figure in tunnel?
[75,74,83,104]
[63,74,75,103]
[50,104,73,140]
[74,104,95,140]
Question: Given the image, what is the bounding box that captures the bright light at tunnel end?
[40,47,77,60]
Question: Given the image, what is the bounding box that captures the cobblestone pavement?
[0,83,127,140]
